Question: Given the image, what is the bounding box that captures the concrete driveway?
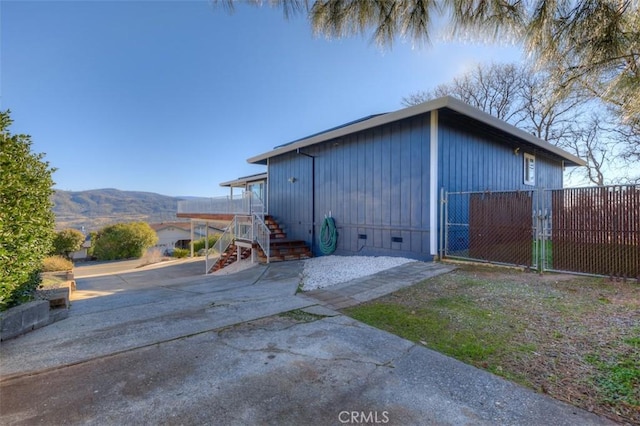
[74,257,207,280]
[0,260,612,425]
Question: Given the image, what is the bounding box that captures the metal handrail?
[200,192,270,273]
[249,192,265,217]
[206,216,236,273]
[178,195,245,214]
[253,214,270,263]
[234,215,253,241]
[179,191,266,216]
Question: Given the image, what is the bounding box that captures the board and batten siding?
[268,152,313,246]
[437,113,563,192]
[267,109,564,260]
[268,114,434,260]
[435,112,564,258]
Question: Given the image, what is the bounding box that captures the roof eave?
[247,96,586,167]
[247,97,451,165]
[219,172,268,187]
[443,98,587,167]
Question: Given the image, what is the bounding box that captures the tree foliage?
[221,1,639,124]
[92,222,158,260]
[0,110,56,311]
[522,1,639,128]
[52,228,85,259]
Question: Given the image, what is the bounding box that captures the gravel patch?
[301,255,415,291]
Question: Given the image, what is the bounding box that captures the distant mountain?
[52,188,207,231]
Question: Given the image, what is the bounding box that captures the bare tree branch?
[403,62,637,185]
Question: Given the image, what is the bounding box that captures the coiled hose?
[319,216,338,255]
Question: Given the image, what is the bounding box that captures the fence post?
[537,188,545,275]
[205,223,210,274]
[439,187,445,260]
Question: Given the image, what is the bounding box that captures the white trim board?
[430,110,438,256]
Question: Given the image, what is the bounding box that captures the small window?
[524,153,536,186]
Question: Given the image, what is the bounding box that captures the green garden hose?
[319,216,338,255]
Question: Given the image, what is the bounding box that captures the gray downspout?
[297,149,315,252]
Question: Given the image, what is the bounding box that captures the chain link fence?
[546,186,639,278]
[441,185,640,279]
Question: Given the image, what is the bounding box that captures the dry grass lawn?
[344,264,639,424]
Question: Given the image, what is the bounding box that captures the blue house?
[179,96,584,266]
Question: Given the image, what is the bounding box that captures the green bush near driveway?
[172,248,189,258]
[0,110,56,311]
[192,235,220,253]
[93,222,158,260]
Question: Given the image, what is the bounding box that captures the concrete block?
[0,300,50,341]
[40,287,70,309]
[0,308,23,340]
[49,308,69,323]
[21,300,50,330]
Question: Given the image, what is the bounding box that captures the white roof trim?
[247,96,586,167]
[219,172,268,187]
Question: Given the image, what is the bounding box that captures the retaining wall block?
[0,300,50,341]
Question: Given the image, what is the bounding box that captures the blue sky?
[2,0,522,197]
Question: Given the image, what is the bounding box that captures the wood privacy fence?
[442,185,640,279]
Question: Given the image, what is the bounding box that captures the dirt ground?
[347,263,640,424]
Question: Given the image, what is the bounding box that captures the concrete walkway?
[304,261,455,309]
[0,260,612,425]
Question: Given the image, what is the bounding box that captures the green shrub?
[0,272,42,311]
[192,235,219,252]
[172,248,189,258]
[0,110,56,311]
[86,231,98,258]
[93,222,158,260]
[52,228,85,258]
[41,255,74,272]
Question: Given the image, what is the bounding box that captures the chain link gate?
[441,189,542,270]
